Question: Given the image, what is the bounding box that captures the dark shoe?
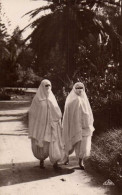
[80,165,85,170]
[40,160,45,169]
[53,162,58,169]
[79,158,85,170]
[64,158,69,165]
[53,162,62,170]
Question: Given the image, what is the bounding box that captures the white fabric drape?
[28,79,62,147]
[28,79,65,164]
[62,82,95,156]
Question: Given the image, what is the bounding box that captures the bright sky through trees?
[1,0,48,38]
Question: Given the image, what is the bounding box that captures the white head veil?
[36,79,51,101]
[35,79,60,109]
[64,82,94,123]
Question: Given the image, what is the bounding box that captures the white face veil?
[64,82,85,108]
[36,79,51,100]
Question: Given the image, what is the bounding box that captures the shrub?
[0,89,11,100]
[85,128,122,190]
[93,95,122,135]
[5,88,25,95]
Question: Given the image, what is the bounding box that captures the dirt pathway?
[0,102,120,195]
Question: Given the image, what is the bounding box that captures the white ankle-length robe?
[62,82,95,159]
[28,79,64,163]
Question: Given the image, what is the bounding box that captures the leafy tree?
[23,0,121,86]
[0,1,11,86]
[0,24,37,87]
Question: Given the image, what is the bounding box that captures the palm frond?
[22,5,51,18]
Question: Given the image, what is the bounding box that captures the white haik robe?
[28,79,64,163]
[62,82,95,159]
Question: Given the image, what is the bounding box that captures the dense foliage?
[85,128,122,190]
[0,26,40,87]
[0,2,11,86]
[24,0,121,83]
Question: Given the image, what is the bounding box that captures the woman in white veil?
[29,79,64,169]
[62,82,95,169]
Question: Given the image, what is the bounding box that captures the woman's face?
[44,83,51,95]
[75,85,84,96]
[41,80,51,96]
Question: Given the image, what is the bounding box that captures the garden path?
[0,101,120,195]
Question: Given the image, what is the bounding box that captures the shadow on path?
[0,161,74,187]
[0,157,120,195]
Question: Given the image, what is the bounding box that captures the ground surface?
[0,101,121,195]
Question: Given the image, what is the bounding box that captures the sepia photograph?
[0,0,122,194]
